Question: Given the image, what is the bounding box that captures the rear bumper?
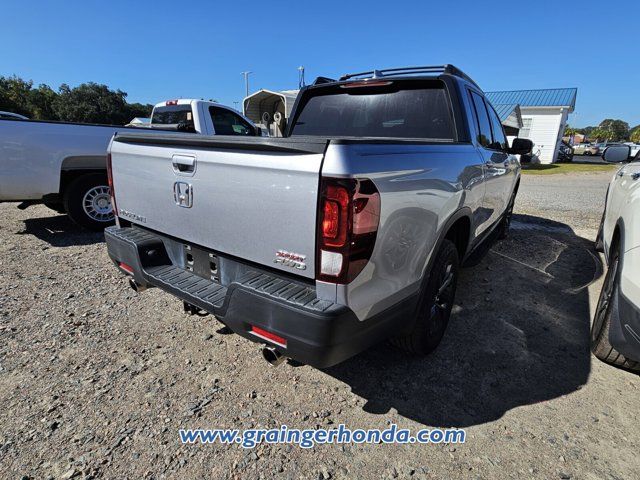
[105,226,414,368]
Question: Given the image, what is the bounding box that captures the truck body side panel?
[0,120,124,200]
[320,141,485,319]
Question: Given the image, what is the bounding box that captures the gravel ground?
[1,170,639,479]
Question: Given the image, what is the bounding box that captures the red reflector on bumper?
[119,262,134,274]
[250,326,287,347]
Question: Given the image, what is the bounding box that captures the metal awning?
[492,103,523,132]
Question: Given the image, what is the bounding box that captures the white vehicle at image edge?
[593,145,640,372]
[0,100,258,230]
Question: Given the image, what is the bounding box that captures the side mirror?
[509,138,533,155]
[602,145,630,163]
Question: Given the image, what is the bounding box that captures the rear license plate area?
[183,244,219,282]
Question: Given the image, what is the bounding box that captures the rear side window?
[486,104,508,150]
[469,91,492,148]
[151,105,193,125]
[290,81,455,140]
[209,106,255,136]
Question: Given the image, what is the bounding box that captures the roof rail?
[338,64,481,89]
[312,76,337,85]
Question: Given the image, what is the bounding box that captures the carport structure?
[243,89,299,137]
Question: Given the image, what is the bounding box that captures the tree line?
[0,75,153,125]
[566,119,640,143]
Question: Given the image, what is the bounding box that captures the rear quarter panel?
[320,141,485,319]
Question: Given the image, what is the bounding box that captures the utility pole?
[298,66,305,89]
[241,71,252,98]
[233,101,239,112]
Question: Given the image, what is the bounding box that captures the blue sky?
[2,0,638,127]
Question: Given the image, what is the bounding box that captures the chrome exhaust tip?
[128,277,146,293]
[262,346,287,367]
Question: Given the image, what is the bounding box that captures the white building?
[485,88,577,164]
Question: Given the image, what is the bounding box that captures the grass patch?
[521,163,617,175]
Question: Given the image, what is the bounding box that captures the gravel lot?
[1,170,639,479]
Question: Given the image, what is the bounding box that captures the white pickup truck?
[0,99,258,229]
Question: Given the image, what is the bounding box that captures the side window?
[209,106,255,136]
[486,103,508,151]
[469,91,492,148]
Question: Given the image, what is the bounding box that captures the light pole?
[241,71,252,98]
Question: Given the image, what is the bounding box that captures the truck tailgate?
[109,134,328,279]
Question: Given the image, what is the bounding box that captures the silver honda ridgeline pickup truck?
[104,65,532,368]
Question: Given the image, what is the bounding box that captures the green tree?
[599,119,629,141]
[53,82,131,125]
[0,75,33,116]
[564,124,585,136]
[630,126,640,143]
[28,84,59,120]
[124,102,153,121]
[589,128,609,142]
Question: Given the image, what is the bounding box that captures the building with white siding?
[485,88,577,164]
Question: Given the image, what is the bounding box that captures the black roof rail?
[312,76,337,85]
[338,64,481,89]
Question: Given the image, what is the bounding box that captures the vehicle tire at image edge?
[391,239,460,355]
[590,243,640,372]
[63,173,115,231]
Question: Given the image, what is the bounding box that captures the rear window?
[151,105,193,125]
[290,81,455,140]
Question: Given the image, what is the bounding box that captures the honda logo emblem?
[173,182,193,208]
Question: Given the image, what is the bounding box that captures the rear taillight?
[106,152,117,219]
[317,178,380,284]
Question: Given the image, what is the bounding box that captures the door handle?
[632,173,640,181]
[172,154,196,174]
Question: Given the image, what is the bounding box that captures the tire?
[391,239,459,355]
[591,244,640,372]
[498,190,517,240]
[63,173,114,231]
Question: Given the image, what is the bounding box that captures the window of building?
[520,118,533,138]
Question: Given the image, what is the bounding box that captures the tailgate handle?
[172,154,196,174]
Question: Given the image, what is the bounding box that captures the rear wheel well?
[445,216,471,260]
[609,225,621,259]
[60,169,107,198]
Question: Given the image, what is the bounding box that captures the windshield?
[151,105,193,125]
[290,81,455,140]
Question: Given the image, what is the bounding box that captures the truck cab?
[150,99,260,136]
